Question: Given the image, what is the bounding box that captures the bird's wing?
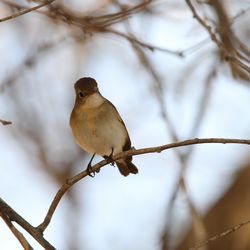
[103,98,132,151]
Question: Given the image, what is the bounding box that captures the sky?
[0,1,250,250]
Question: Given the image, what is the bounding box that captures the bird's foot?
[107,156,115,166]
[108,148,115,166]
[104,155,115,166]
[86,164,100,178]
[85,153,100,177]
[86,165,100,177]
[104,148,115,166]
[86,164,96,177]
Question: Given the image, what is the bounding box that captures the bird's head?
[74,77,99,102]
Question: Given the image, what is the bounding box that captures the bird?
[70,77,138,177]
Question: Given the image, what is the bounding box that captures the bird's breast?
[70,107,127,156]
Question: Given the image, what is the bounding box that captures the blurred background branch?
[0,0,54,23]
[190,218,250,250]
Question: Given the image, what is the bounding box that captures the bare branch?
[107,28,185,57]
[0,0,55,23]
[186,0,250,75]
[0,212,33,250]
[36,0,154,31]
[38,137,250,232]
[0,118,12,125]
[0,198,56,250]
[230,6,250,26]
[87,0,153,27]
[108,28,210,58]
[190,219,250,250]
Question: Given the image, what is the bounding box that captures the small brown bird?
[70,77,138,177]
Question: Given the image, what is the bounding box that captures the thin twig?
[88,0,153,27]
[0,198,56,250]
[35,0,153,31]
[0,119,12,125]
[0,212,33,250]
[229,6,250,26]
[0,0,55,23]
[107,28,185,57]
[38,137,250,232]
[190,219,250,250]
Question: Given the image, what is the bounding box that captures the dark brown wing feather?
[103,97,138,176]
[104,98,132,148]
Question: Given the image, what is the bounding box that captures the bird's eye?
[78,91,84,98]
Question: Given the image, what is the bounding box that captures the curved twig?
[38,137,250,232]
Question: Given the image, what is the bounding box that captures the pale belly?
[71,111,127,156]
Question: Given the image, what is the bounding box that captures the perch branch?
[38,137,250,232]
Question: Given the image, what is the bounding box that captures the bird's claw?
[108,158,115,166]
[86,164,96,177]
[107,150,115,166]
[103,156,115,166]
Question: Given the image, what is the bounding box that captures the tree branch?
[0,212,33,250]
[38,137,250,232]
[190,218,250,250]
[0,198,56,250]
[186,0,250,75]
[0,0,55,23]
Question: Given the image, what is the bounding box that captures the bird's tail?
[116,159,138,177]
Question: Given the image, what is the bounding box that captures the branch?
[190,218,250,250]
[0,212,33,250]
[0,118,12,125]
[38,137,250,232]
[39,0,153,31]
[230,6,250,27]
[186,0,250,75]
[0,198,56,250]
[0,0,55,23]
[106,28,185,57]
